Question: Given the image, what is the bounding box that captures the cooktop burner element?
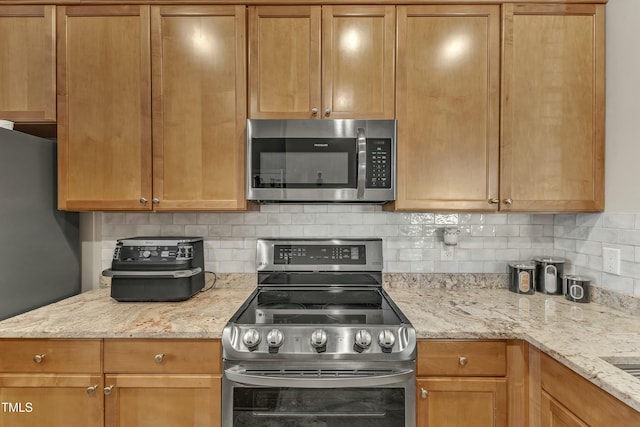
[222,239,416,362]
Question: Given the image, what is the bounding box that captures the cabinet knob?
[139,197,148,204]
[152,198,160,204]
[86,385,98,395]
[311,108,318,116]
[420,387,428,399]
[154,353,165,363]
[489,198,500,204]
[459,356,469,367]
[104,385,114,396]
[324,107,331,117]
[33,354,46,364]
[503,198,513,205]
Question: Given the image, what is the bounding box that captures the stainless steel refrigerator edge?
[0,128,80,320]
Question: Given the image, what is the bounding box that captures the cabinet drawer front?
[104,339,221,374]
[0,339,101,373]
[417,340,506,376]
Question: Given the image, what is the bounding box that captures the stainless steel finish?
[152,198,160,204]
[310,328,328,351]
[115,237,201,246]
[139,197,147,204]
[266,329,284,349]
[256,238,383,273]
[102,267,202,279]
[356,127,367,200]
[504,198,513,205]
[612,364,640,380]
[86,385,98,395]
[242,329,261,350]
[378,330,396,352]
[103,385,114,395]
[246,118,396,203]
[354,329,372,352]
[154,353,165,363]
[489,198,500,204]
[33,354,45,364]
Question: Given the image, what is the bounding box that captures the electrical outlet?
[441,247,454,261]
[603,247,621,275]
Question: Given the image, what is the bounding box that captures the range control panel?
[274,244,366,265]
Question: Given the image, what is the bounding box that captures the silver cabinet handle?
[459,356,468,367]
[324,107,331,116]
[489,198,499,204]
[103,385,114,395]
[33,354,46,364]
[86,385,98,395]
[420,388,428,399]
[311,108,318,116]
[152,198,159,204]
[504,198,513,205]
[154,353,165,363]
[356,128,367,200]
[139,197,148,204]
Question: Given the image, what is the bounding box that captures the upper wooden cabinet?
[392,5,500,211]
[57,5,152,211]
[151,5,247,211]
[248,5,395,119]
[58,5,248,211]
[0,5,56,123]
[500,3,605,212]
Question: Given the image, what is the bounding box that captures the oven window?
[232,387,405,426]
[251,137,357,189]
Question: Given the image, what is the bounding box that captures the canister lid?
[534,257,566,263]
[509,262,536,269]
[562,274,590,282]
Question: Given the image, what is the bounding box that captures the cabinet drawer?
[0,339,102,373]
[417,340,506,377]
[104,339,221,374]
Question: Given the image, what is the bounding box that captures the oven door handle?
[356,127,367,200]
[224,368,414,388]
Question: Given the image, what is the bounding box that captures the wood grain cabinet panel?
[249,5,394,119]
[501,4,605,212]
[417,340,506,377]
[57,5,152,211]
[392,5,500,211]
[0,5,56,123]
[151,5,247,211]
[0,339,101,373]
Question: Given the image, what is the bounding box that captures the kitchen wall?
[84,0,640,300]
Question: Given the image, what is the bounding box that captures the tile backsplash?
[98,207,640,298]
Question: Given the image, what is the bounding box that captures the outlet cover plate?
[603,247,621,275]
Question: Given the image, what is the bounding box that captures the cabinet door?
[501,4,605,212]
[151,6,247,211]
[0,5,56,122]
[394,6,500,211]
[322,6,395,119]
[541,391,589,427]
[249,6,321,119]
[417,378,507,427]
[0,374,103,427]
[104,374,221,427]
[57,5,152,211]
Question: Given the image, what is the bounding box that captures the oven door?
[222,363,415,427]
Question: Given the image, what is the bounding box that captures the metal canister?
[534,257,565,295]
[563,275,591,303]
[508,262,536,295]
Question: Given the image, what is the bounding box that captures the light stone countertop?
[0,274,638,413]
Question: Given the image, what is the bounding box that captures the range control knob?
[242,329,261,351]
[310,329,327,353]
[378,330,395,353]
[267,329,284,353]
[353,329,372,353]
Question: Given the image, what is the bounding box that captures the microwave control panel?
[366,139,392,188]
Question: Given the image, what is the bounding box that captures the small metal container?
[563,275,591,303]
[534,257,565,295]
[508,262,536,295]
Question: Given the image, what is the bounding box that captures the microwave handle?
[356,128,367,200]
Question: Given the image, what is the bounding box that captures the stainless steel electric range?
[222,238,416,427]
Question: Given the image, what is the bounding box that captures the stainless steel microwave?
[246,119,396,203]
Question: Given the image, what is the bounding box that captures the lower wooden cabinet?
[103,339,221,427]
[0,339,103,427]
[416,340,508,427]
[541,390,588,427]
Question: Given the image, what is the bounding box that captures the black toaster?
[103,236,205,302]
